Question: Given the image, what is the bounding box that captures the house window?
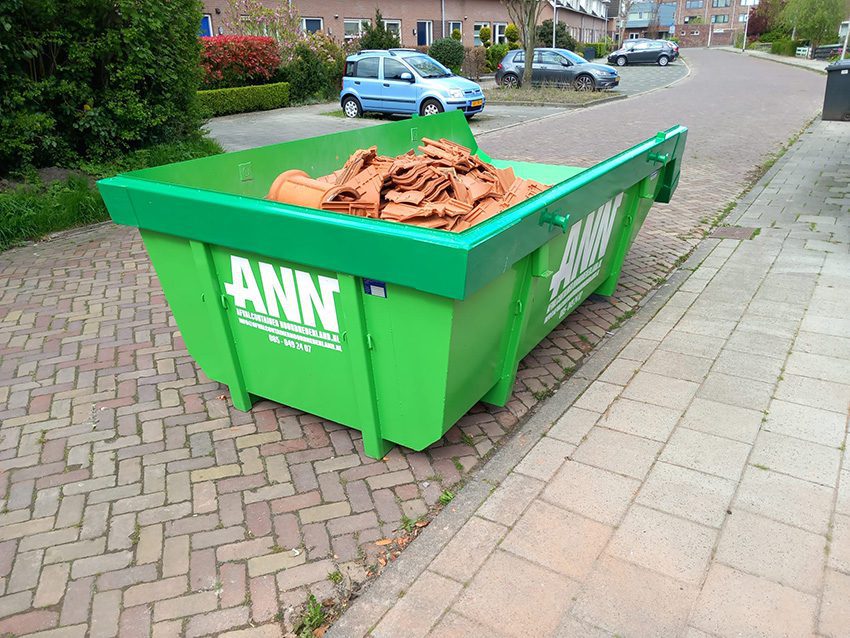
[711,14,729,23]
[301,18,323,33]
[685,0,704,8]
[738,13,748,21]
[493,22,507,44]
[628,32,640,39]
[711,0,730,7]
[383,19,401,39]
[473,22,490,46]
[447,20,462,38]
[740,0,759,5]
[344,19,369,40]
[199,14,213,37]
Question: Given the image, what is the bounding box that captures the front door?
[380,58,417,114]
[416,21,432,46]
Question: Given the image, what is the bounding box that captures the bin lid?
[827,59,850,72]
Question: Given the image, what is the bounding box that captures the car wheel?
[657,55,669,66]
[420,99,444,116]
[341,96,362,118]
[573,74,595,92]
[465,113,476,120]
[502,73,520,88]
[616,56,627,67]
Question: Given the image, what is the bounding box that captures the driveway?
[0,48,825,638]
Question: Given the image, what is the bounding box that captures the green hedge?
[198,82,291,117]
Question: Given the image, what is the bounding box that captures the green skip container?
[98,112,687,459]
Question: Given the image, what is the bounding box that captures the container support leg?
[188,240,255,411]
[481,256,534,407]
[594,187,644,297]
[337,275,393,459]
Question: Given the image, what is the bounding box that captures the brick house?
[673,0,758,46]
[199,0,610,48]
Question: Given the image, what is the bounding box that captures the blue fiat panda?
[340,49,485,119]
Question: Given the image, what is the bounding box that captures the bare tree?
[647,1,661,39]
[503,0,546,86]
[619,0,636,42]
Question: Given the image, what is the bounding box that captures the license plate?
[471,99,483,107]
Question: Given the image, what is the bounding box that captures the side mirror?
[400,72,414,82]
[561,61,572,67]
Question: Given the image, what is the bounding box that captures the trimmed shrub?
[505,23,520,46]
[284,43,339,104]
[200,36,282,89]
[461,47,488,80]
[451,29,462,41]
[429,38,465,71]
[770,38,796,55]
[488,44,510,71]
[0,0,202,172]
[479,26,492,47]
[198,82,290,117]
[536,20,578,51]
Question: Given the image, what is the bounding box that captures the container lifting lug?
[515,300,523,315]
[366,334,375,350]
[648,151,669,164]
[539,209,570,233]
[220,295,229,310]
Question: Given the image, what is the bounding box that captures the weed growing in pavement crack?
[129,523,141,545]
[327,570,343,584]
[533,386,554,400]
[460,432,475,447]
[297,595,326,638]
[439,490,455,505]
[753,464,770,471]
[451,458,463,472]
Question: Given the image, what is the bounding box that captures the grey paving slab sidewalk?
[329,119,850,638]
[717,46,831,74]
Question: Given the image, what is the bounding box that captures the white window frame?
[493,22,508,44]
[628,32,639,39]
[447,20,462,38]
[738,13,748,21]
[200,14,213,37]
[739,0,759,5]
[383,19,401,40]
[473,22,490,46]
[344,18,369,40]
[301,17,323,33]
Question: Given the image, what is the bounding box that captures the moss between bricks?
[198,82,291,118]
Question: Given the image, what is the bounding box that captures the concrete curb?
[484,93,628,109]
[327,236,719,638]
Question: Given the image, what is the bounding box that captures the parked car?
[340,49,485,119]
[495,48,620,91]
[608,40,678,66]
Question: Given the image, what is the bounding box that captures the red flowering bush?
[200,36,281,89]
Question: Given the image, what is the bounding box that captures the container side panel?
[361,283,453,450]
[209,246,364,430]
[444,265,523,420]
[139,231,229,383]
[487,159,586,184]
[517,178,644,357]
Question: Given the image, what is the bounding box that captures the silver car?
[494,48,620,91]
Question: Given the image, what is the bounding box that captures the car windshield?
[404,55,452,78]
[559,50,586,65]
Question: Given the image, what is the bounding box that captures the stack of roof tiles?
[267,138,549,232]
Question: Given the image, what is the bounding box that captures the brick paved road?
[0,49,824,637]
